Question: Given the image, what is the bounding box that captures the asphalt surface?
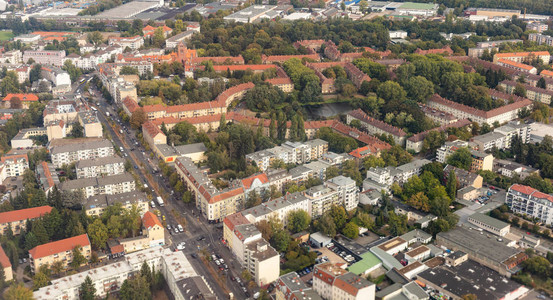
[77,75,251,299]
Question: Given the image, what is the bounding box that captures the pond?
[304,102,355,119]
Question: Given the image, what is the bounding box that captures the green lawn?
[0,31,14,41]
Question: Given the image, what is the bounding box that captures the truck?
[106,111,110,117]
[156,196,165,207]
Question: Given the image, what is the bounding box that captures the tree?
[514,83,527,97]
[315,213,336,237]
[30,64,42,83]
[446,147,472,171]
[71,246,87,270]
[405,76,434,102]
[461,294,477,300]
[446,169,458,200]
[342,222,359,239]
[523,256,551,277]
[88,219,108,249]
[376,81,406,102]
[288,210,311,233]
[140,261,153,290]
[33,271,50,289]
[9,96,21,109]
[271,229,290,252]
[5,283,33,300]
[79,275,96,300]
[87,31,104,45]
[130,108,147,129]
[329,205,347,230]
[407,192,430,212]
[70,122,84,138]
[119,275,152,300]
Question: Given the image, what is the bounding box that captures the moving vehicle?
[156,196,165,207]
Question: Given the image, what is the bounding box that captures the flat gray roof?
[468,213,510,230]
[75,156,125,169]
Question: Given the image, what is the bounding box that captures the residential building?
[2,93,38,109]
[325,176,359,211]
[59,173,135,198]
[29,234,91,273]
[0,245,12,281]
[435,227,527,277]
[0,206,53,235]
[75,156,125,179]
[443,165,483,189]
[366,159,431,188]
[470,121,531,151]
[244,238,280,286]
[34,247,211,300]
[108,35,144,50]
[506,184,553,225]
[275,272,322,300]
[467,213,510,236]
[414,46,453,56]
[527,22,548,33]
[41,66,71,86]
[22,50,66,66]
[175,157,245,222]
[142,211,164,248]
[427,93,533,125]
[165,30,195,49]
[500,80,553,105]
[470,150,494,172]
[375,282,428,300]
[305,185,340,218]
[36,161,59,194]
[493,159,538,179]
[241,192,309,226]
[10,127,47,148]
[493,51,551,64]
[419,104,458,125]
[49,138,114,168]
[496,59,537,74]
[313,262,375,300]
[528,33,553,46]
[84,191,149,217]
[346,109,407,146]
[245,140,328,172]
[1,153,29,177]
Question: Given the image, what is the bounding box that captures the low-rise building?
[29,234,91,273]
[467,213,510,236]
[0,206,53,235]
[36,161,59,194]
[2,93,39,109]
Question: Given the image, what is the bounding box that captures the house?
[2,93,38,109]
[313,262,375,300]
[142,211,164,248]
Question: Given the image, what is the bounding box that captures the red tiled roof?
[540,70,553,78]
[408,118,472,143]
[2,93,38,102]
[207,187,244,204]
[142,121,164,138]
[415,46,453,55]
[0,206,52,224]
[122,97,139,113]
[213,64,277,72]
[306,61,347,70]
[262,54,320,63]
[428,93,533,119]
[497,59,535,71]
[1,153,28,163]
[41,161,55,188]
[142,211,162,229]
[29,234,90,259]
[265,77,293,85]
[0,244,11,269]
[495,51,550,59]
[348,109,406,137]
[500,80,553,96]
[110,244,124,254]
[330,121,391,150]
[242,173,269,189]
[510,184,553,203]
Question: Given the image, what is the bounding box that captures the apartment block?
[175,157,245,222]
[0,245,12,281]
[470,150,494,172]
[84,191,149,217]
[29,234,91,273]
[313,262,375,300]
[59,173,136,198]
[241,192,310,226]
[500,80,553,105]
[75,156,125,179]
[49,138,114,168]
[305,185,340,218]
[528,33,553,46]
[493,51,551,64]
[22,50,66,66]
[365,159,431,189]
[506,184,553,225]
[246,139,329,172]
[108,35,144,50]
[0,153,29,177]
[0,206,52,235]
[470,121,530,151]
[528,23,548,33]
[275,272,322,300]
[346,109,407,146]
[324,176,359,212]
[496,59,537,74]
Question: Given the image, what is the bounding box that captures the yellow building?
[470,150,494,173]
[0,206,53,235]
[0,245,12,281]
[29,234,91,273]
[142,211,165,247]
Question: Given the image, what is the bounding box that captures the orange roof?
[213,64,277,72]
[207,187,244,204]
[43,36,66,42]
[122,97,139,113]
[497,59,535,71]
[495,51,550,58]
[1,153,28,163]
[242,173,269,189]
[110,244,124,254]
[0,245,11,269]
[541,70,553,77]
[2,93,38,102]
[32,31,77,37]
[510,184,553,203]
[142,211,162,229]
[142,121,164,138]
[41,161,55,188]
[143,25,155,32]
[29,234,90,259]
[265,77,293,85]
[0,206,52,224]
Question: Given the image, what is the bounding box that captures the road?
[79,75,250,299]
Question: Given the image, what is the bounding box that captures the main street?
[80,77,250,299]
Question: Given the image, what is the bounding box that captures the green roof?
[468,213,509,230]
[399,2,436,10]
[347,251,382,275]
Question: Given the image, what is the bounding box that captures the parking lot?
[316,247,346,265]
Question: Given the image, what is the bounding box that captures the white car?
[215,260,221,266]
[176,243,185,250]
[178,224,184,232]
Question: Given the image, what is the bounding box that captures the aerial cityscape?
[0,0,552,299]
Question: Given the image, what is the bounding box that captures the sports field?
[0,31,14,41]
